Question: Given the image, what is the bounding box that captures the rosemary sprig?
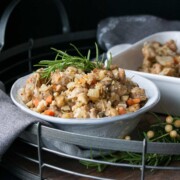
[80,114,180,172]
[34,44,105,79]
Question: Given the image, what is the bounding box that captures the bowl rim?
[10,70,160,125]
[129,70,180,83]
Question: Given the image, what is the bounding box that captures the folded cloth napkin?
[97,15,180,50]
[0,85,41,159]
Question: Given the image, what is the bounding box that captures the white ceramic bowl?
[107,44,132,59]
[11,71,160,138]
[111,31,180,116]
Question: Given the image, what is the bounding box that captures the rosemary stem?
[151,133,169,142]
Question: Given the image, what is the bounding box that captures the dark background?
[1,0,180,49]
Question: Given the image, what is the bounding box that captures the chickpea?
[170,130,177,138]
[174,120,180,128]
[165,124,173,133]
[147,130,155,139]
[166,115,173,124]
[124,136,131,140]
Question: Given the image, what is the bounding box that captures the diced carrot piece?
[127,98,133,106]
[46,95,53,104]
[44,110,55,116]
[52,84,57,90]
[127,98,141,106]
[132,98,141,104]
[33,98,39,107]
[118,107,127,115]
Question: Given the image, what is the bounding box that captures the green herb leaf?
[34,44,105,79]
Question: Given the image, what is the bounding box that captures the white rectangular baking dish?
[111,31,180,116]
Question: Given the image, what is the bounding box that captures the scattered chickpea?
[165,124,173,133]
[166,115,173,124]
[170,130,178,138]
[147,130,155,139]
[124,136,131,140]
[174,120,180,128]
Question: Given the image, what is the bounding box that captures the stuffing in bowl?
[139,40,180,77]
[11,45,160,138]
[19,66,147,119]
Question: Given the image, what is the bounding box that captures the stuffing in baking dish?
[18,47,147,118]
[139,40,180,77]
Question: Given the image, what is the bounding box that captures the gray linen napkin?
[97,15,180,50]
[0,87,41,159]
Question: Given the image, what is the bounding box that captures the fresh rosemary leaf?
[35,44,105,79]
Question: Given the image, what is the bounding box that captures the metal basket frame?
[1,122,180,180]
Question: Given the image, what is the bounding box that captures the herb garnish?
[80,113,180,172]
[35,43,106,79]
